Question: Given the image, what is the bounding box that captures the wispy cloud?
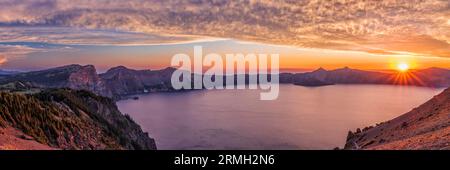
[0,26,200,45]
[0,0,449,58]
[0,44,45,56]
[0,42,73,65]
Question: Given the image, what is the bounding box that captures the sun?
[397,63,409,72]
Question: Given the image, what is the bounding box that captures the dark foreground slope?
[0,89,156,150]
[345,87,450,150]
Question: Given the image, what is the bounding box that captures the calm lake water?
[117,84,444,149]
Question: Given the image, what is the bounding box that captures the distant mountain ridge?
[0,65,449,100]
[0,69,20,76]
[280,67,450,87]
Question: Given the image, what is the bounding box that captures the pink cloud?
[0,55,7,65]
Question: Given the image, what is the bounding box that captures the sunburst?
[397,63,409,72]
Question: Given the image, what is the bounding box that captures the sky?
[0,0,449,72]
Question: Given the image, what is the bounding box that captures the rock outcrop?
[99,66,175,98]
[67,65,101,91]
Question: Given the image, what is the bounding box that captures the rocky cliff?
[344,87,450,150]
[99,66,175,98]
[0,89,156,150]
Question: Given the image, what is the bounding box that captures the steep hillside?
[0,89,156,150]
[344,87,450,150]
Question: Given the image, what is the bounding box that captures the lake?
[117,84,444,149]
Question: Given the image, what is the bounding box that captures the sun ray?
[397,63,409,72]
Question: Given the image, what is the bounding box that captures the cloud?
[361,34,450,57]
[0,44,43,56]
[0,55,6,65]
[0,0,449,57]
[0,26,200,45]
[0,44,49,64]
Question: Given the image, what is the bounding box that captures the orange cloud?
[361,34,450,57]
[0,55,7,65]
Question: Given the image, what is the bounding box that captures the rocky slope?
[344,87,450,150]
[0,89,156,150]
[0,127,54,150]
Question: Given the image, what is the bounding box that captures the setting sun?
[397,63,410,72]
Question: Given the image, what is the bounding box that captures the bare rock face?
[67,65,101,91]
[345,87,450,150]
[99,66,175,99]
[99,66,147,98]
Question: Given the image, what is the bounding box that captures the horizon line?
[2,64,448,74]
